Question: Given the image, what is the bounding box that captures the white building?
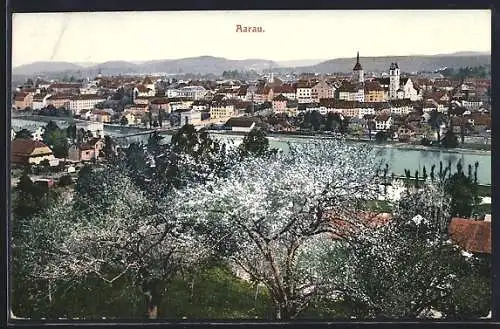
[358,107,375,118]
[374,114,393,131]
[166,88,179,98]
[296,84,313,103]
[79,85,99,95]
[75,121,104,138]
[178,86,207,100]
[69,95,106,115]
[401,78,421,101]
[180,110,202,126]
[32,94,51,110]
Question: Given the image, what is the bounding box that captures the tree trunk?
[143,281,162,319]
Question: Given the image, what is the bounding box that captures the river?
[11,117,492,185]
[147,132,492,186]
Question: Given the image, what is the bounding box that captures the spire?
[353,51,363,71]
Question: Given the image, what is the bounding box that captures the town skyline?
[12,10,491,67]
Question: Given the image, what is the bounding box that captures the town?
[10,53,492,321]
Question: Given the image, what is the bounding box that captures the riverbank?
[207,130,491,156]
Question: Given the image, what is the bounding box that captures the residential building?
[134,85,155,97]
[272,94,288,113]
[48,83,81,94]
[11,139,55,165]
[374,113,392,131]
[149,98,170,112]
[210,103,235,120]
[337,82,363,102]
[68,94,106,115]
[296,82,313,103]
[311,80,335,102]
[32,94,50,110]
[45,94,72,109]
[273,84,297,100]
[90,109,112,123]
[14,92,34,110]
[364,81,385,102]
[178,86,207,100]
[68,138,104,162]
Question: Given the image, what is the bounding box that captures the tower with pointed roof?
[389,62,400,100]
[352,51,364,84]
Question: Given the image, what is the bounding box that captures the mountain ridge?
[12,51,491,76]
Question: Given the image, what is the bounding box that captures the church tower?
[352,51,364,83]
[389,62,400,100]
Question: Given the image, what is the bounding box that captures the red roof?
[12,139,51,156]
[448,218,491,254]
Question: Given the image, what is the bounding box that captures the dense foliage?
[11,127,491,320]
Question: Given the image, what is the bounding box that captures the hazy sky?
[12,10,491,67]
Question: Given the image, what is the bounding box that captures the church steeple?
[353,51,362,71]
[352,51,364,84]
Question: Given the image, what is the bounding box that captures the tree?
[444,160,481,218]
[336,183,489,319]
[441,129,459,149]
[120,116,129,126]
[375,131,388,143]
[58,175,73,187]
[66,124,77,142]
[428,110,443,142]
[175,140,383,320]
[238,129,276,158]
[42,122,69,159]
[15,129,33,139]
[19,167,208,319]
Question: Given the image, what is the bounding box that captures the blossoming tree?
[174,140,384,319]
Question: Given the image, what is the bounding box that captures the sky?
[11,10,491,67]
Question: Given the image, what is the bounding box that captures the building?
[14,92,34,110]
[48,83,81,94]
[45,94,72,109]
[76,121,104,138]
[337,82,364,102]
[389,63,400,100]
[11,139,55,165]
[210,103,235,120]
[68,138,104,162]
[225,117,259,133]
[296,82,313,103]
[311,80,335,102]
[179,110,202,126]
[273,84,297,100]
[374,113,393,131]
[272,94,288,113]
[352,51,364,84]
[448,217,491,254]
[69,94,106,115]
[364,81,385,102]
[90,109,112,123]
[32,94,50,110]
[177,85,207,100]
[134,85,155,98]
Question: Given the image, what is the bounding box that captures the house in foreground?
[11,139,55,166]
[67,138,105,162]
